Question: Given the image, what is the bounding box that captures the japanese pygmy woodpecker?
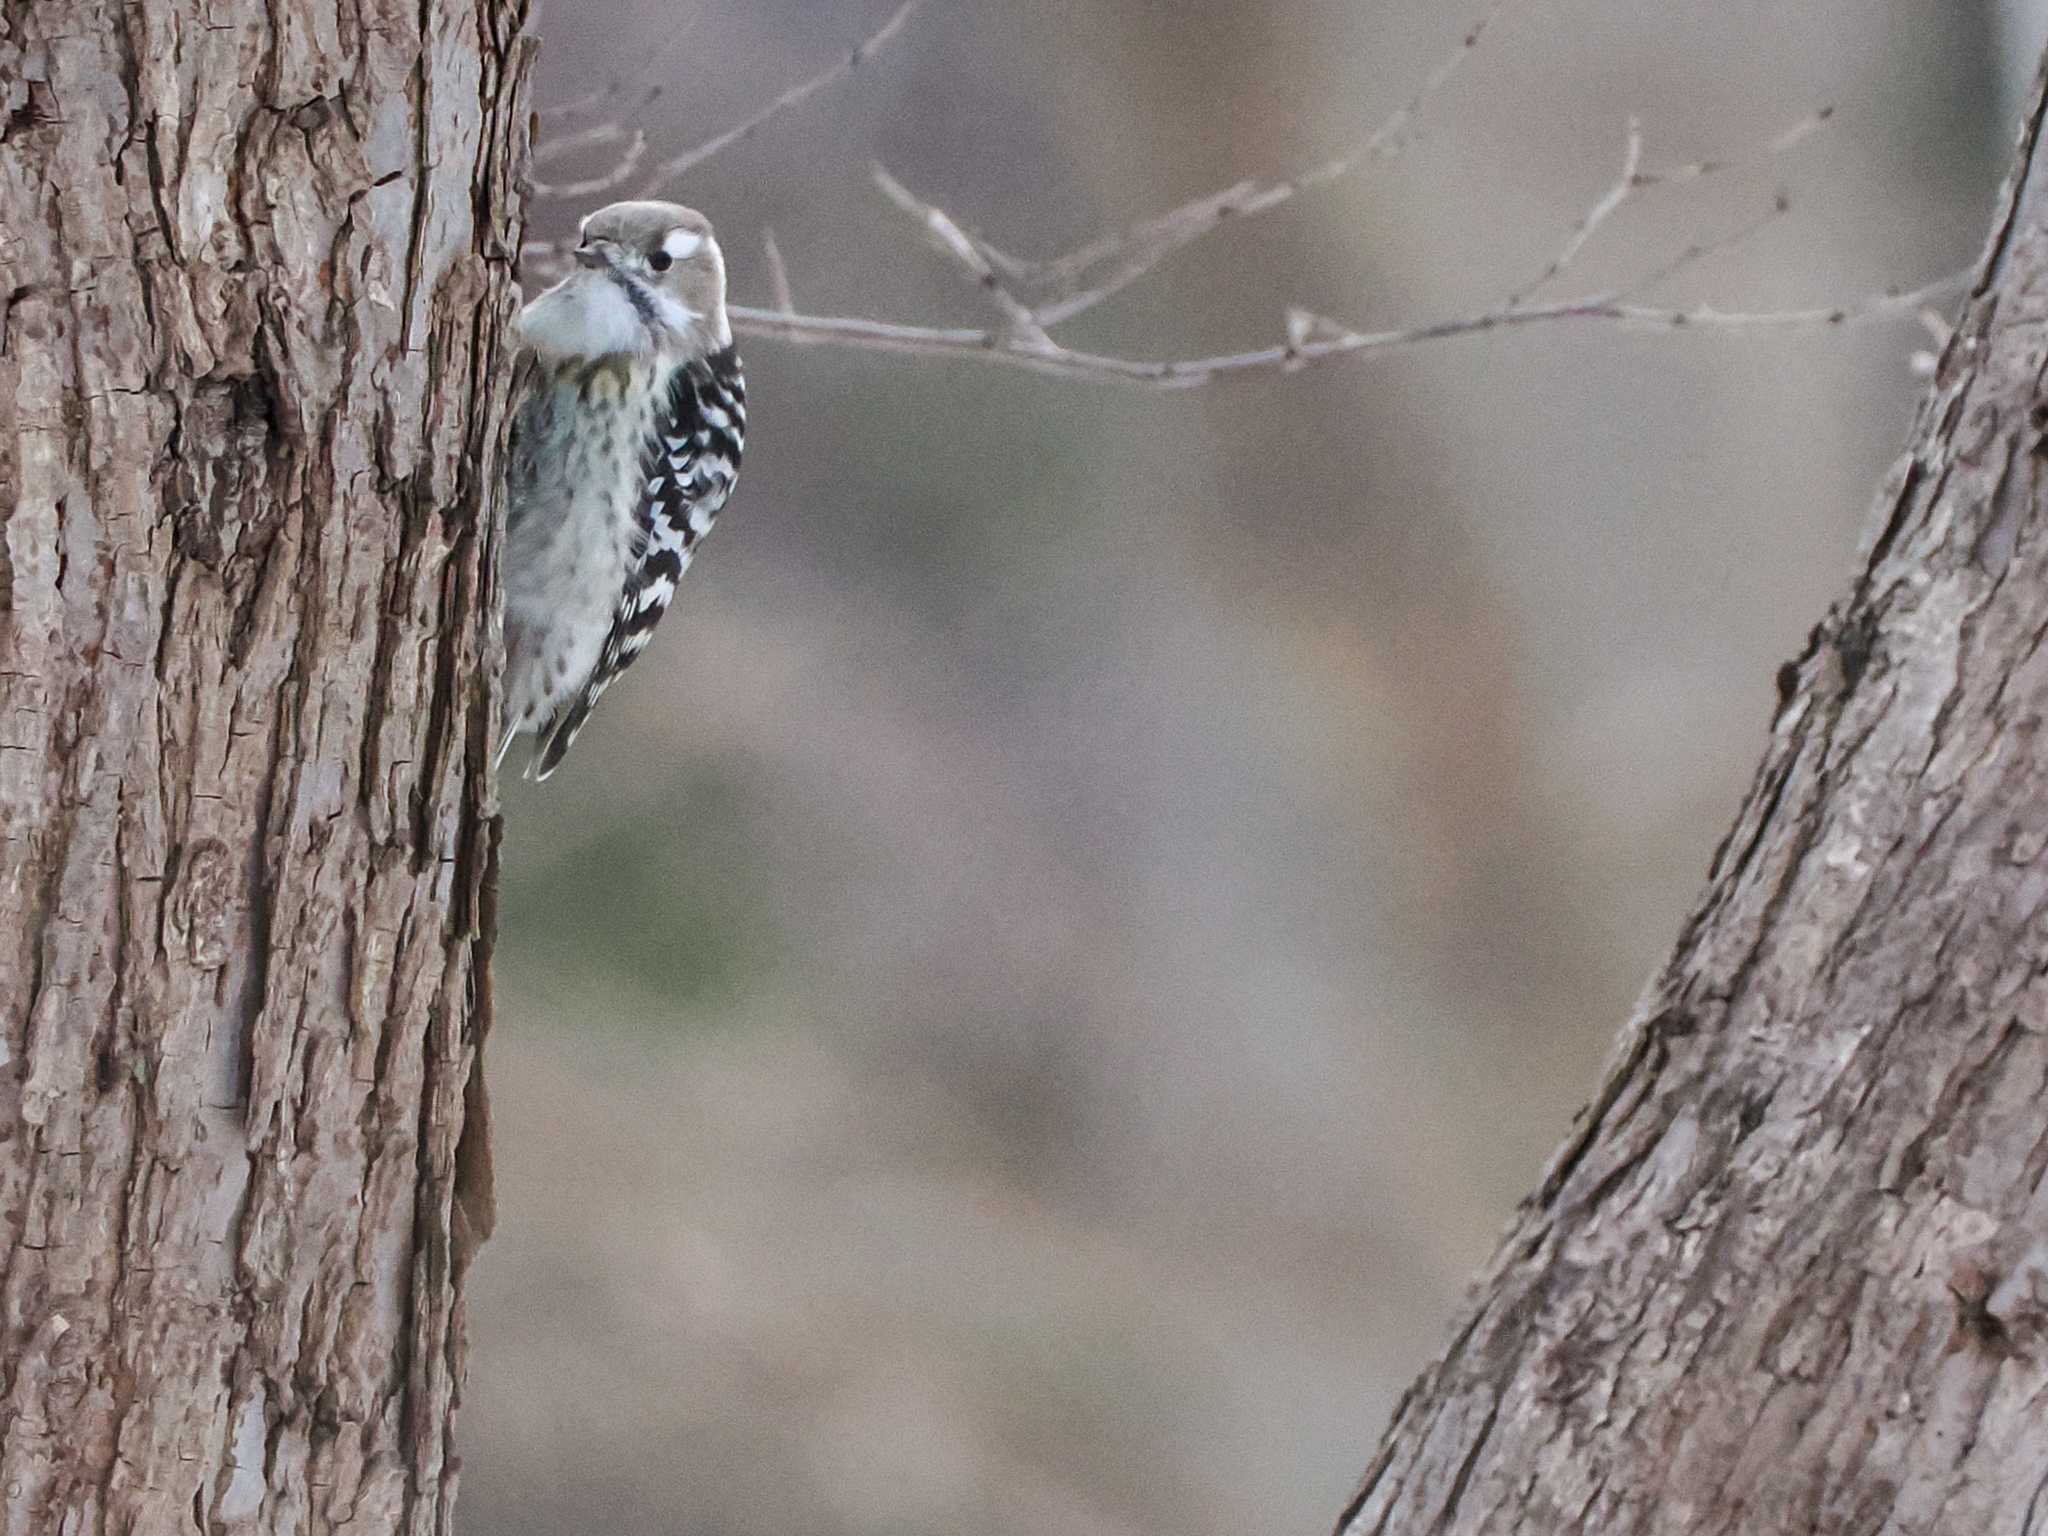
[499,200,746,779]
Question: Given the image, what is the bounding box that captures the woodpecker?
[498,200,746,779]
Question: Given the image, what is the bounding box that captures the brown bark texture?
[1340,64,2048,1536]
[0,3,529,1533]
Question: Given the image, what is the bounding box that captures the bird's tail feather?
[530,694,595,781]
[493,719,523,775]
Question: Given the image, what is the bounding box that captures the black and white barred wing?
[531,344,747,779]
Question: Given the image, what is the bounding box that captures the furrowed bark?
[0,4,530,1532]
[1341,57,2048,1536]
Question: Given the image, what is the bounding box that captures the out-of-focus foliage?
[467,3,2014,1532]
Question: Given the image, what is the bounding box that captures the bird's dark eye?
[648,250,673,272]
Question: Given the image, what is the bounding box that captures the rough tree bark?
[1340,60,2048,1536]
[0,4,528,1533]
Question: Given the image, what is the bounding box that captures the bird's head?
[518,200,731,363]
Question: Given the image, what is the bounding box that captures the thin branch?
[1507,117,1643,308]
[532,129,650,200]
[533,17,707,124]
[1636,105,1833,192]
[1019,0,1522,326]
[521,8,1922,402]
[728,271,1966,389]
[1618,193,1792,300]
[533,114,648,168]
[1507,109,1826,309]
[1023,177,1270,328]
[871,162,1052,345]
[762,229,796,315]
[536,81,636,123]
[633,0,926,197]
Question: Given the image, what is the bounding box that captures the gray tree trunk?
[1341,62,2048,1536]
[0,4,529,1533]
[13,4,2048,1534]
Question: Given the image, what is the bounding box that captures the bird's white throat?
[516,268,720,361]
[515,270,650,361]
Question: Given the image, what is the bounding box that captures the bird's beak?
[574,243,610,271]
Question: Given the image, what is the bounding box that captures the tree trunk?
[0,4,528,1533]
[1341,60,2048,1536]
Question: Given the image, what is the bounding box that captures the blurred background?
[466,3,2032,1532]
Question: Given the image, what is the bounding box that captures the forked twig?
[1509,110,1826,308]
[524,7,1944,393]
[1619,193,1791,300]
[726,273,1965,389]
[871,163,1052,345]
[1022,0,1523,326]
[533,113,652,166]
[533,20,705,125]
[533,129,650,200]
[1637,106,1832,192]
[634,0,925,195]
[1507,117,1644,308]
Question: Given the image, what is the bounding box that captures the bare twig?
[728,271,1966,389]
[1507,117,1644,308]
[533,18,706,124]
[1020,0,1523,326]
[871,163,1052,345]
[762,229,797,315]
[1508,110,1825,309]
[1618,193,1791,300]
[1636,105,1832,192]
[533,128,650,200]
[634,0,925,196]
[521,6,1934,401]
[538,80,640,124]
[533,114,650,167]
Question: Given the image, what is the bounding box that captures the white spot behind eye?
[662,229,704,261]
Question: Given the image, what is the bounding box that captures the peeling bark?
[0,4,529,1533]
[1341,60,2048,1536]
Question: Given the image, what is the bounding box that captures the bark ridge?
[1341,65,2048,1536]
[0,3,530,1531]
